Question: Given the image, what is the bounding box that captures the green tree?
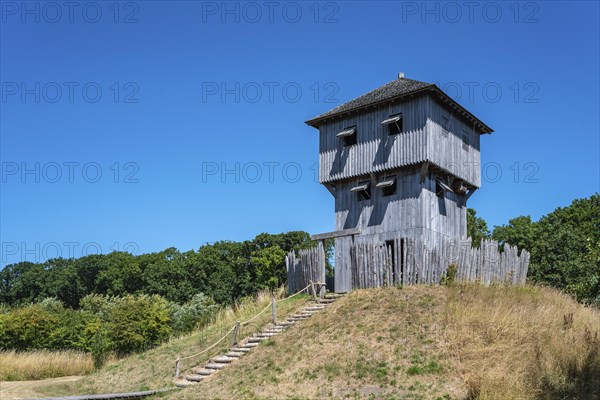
[96,252,142,296]
[251,245,286,290]
[528,194,600,305]
[492,215,536,252]
[467,208,490,245]
[0,262,47,306]
[43,258,86,308]
[141,248,196,303]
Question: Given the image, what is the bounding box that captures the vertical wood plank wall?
[285,241,326,294]
[318,95,481,187]
[334,169,467,241]
[287,237,530,292]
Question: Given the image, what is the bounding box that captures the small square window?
[351,181,371,201]
[382,114,403,135]
[337,126,357,147]
[435,178,453,197]
[376,177,397,197]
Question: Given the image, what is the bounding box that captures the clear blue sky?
[1,1,599,266]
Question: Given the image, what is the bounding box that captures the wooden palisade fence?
[285,241,326,293]
[287,236,530,292]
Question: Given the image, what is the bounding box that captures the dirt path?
[0,376,83,400]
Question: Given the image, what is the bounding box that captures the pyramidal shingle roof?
[305,77,493,134]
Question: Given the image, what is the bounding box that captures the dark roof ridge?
[305,77,493,134]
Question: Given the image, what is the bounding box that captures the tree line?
[0,231,314,308]
[468,193,599,305]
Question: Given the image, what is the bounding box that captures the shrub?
[90,328,113,369]
[107,294,171,355]
[0,305,59,350]
[47,310,100,352]
[169,293,219,335]
[442,264,457,285]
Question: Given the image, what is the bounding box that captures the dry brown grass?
[24,288,308,397]
[21,285,600,399]
[167,284,600,400]
[445,284,600,400]
[0,350,94,381]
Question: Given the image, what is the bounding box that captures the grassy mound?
[168,285,600,400]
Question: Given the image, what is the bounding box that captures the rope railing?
[174,283,319,380]
[239,301,272,326]
[275,283,312,303]
[178,325,236,361]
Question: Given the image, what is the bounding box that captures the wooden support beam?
[466,187,477,200]
[311,227,361,241]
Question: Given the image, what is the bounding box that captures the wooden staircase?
[174,293,344,387]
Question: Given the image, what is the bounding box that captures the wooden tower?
[306,75,493,292]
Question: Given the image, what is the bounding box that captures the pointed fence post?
[230,321,240,348]
[272,296,277,324]
[174,356,181,379]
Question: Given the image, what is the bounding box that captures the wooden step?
[230,347,251,353]
[211,356,235,363]
[175,379,195,387]
[257,332,278,338]
[204,363,226,370]
[263,329,283,334]
[304,306,325,312]
[191,368,216,376]
[247,336,268,343]
[318,299,337,304]
[276,322,295,327]
[292,313,313,318]
[225,351,245,358]
[240,342,259,348]
[185,374,205,382]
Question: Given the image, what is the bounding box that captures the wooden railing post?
[272,296,276,324]
[174,356,181,379]
[310,280,317,302]
[230,321,240,348]
[319,283,325,299]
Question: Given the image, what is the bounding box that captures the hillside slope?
[168,285,600,400]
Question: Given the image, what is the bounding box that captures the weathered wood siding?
[319,96,429,184]
[318,94,481,187]
[334,168,466,240]
[301,237,529,292]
